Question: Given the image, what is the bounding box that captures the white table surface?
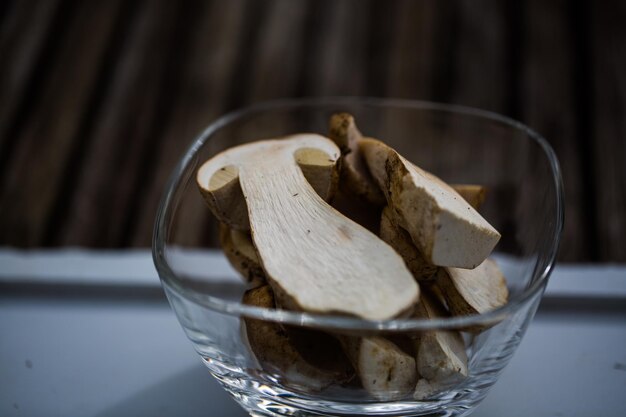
[1,250,625,417]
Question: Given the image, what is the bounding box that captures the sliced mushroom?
[413,293,468,399]
[413,378,439,400]
[380,206,437,281]
[296,147,341,203]
[199,139,340,231]
[197,134,419,320]
[219,223,265,286]
[436,258,509,318]
[340,336,417,401]
[451,184,487,210]
[328,113,386,205]
[359,138,500,269]
[200,164,249,231]
[242,285,353,390]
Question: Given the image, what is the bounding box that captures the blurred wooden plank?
[362,1,398,97]
[53,0,189,247]
[0,1,124,247]
[128,0,250,247]
[108,1,205,248]
[520,0,589,261]
[0,0,64,174]
[0,0,620,262]
[42,0,141,246]
[446,0,509,112]
[0,1,16,26]
[246,0,310,101]
[386,0,437,99]
[0,0,53,119]
[217,0,270,113]
[591,1,626,261]
[301,0,373,96]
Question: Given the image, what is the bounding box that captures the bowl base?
[203,357,483,417]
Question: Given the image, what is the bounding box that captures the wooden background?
[0,0,624,262]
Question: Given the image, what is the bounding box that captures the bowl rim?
[153,97,564,331]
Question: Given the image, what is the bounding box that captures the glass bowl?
[153,98,563,417]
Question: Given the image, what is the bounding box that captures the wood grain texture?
[386,1,437,99]
[0,0,124,246]
[130,0,249,247]
[301,0,365,96]
[591,1,626,261]
[297,0,373,97]
[520,0,589,261]
[0,0,623,261]
[246,0,310,101]
[0,0,61,150]
[51,0,189,247]
[446,0,509,112]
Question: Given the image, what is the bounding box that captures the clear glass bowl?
[153,98,563,417]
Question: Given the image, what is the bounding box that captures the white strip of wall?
[1,248,625,298]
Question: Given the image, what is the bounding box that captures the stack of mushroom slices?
[196,113,508,401]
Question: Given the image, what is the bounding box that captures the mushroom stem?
[360,138,501,269]
[380,206,437,281]
[435,258,509,331]
[339,336,417,401]
[242,285,353,390]
[198,135,419,320]
[219,223,265,286]
[413,293,468,399]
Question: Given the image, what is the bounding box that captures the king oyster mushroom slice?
[359,138,500,269]
[199,138,340,231]
[436,258,509,318]
[339,336,417,401]
[219,223,265,287]
[413,292,468,400]
[378,182,489,280]
[380,206,437,281]
[328,113,386,205]
[236,249,417,401]
[197,134,419,320]
[450,184,487,210]
[242,285,353,390]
